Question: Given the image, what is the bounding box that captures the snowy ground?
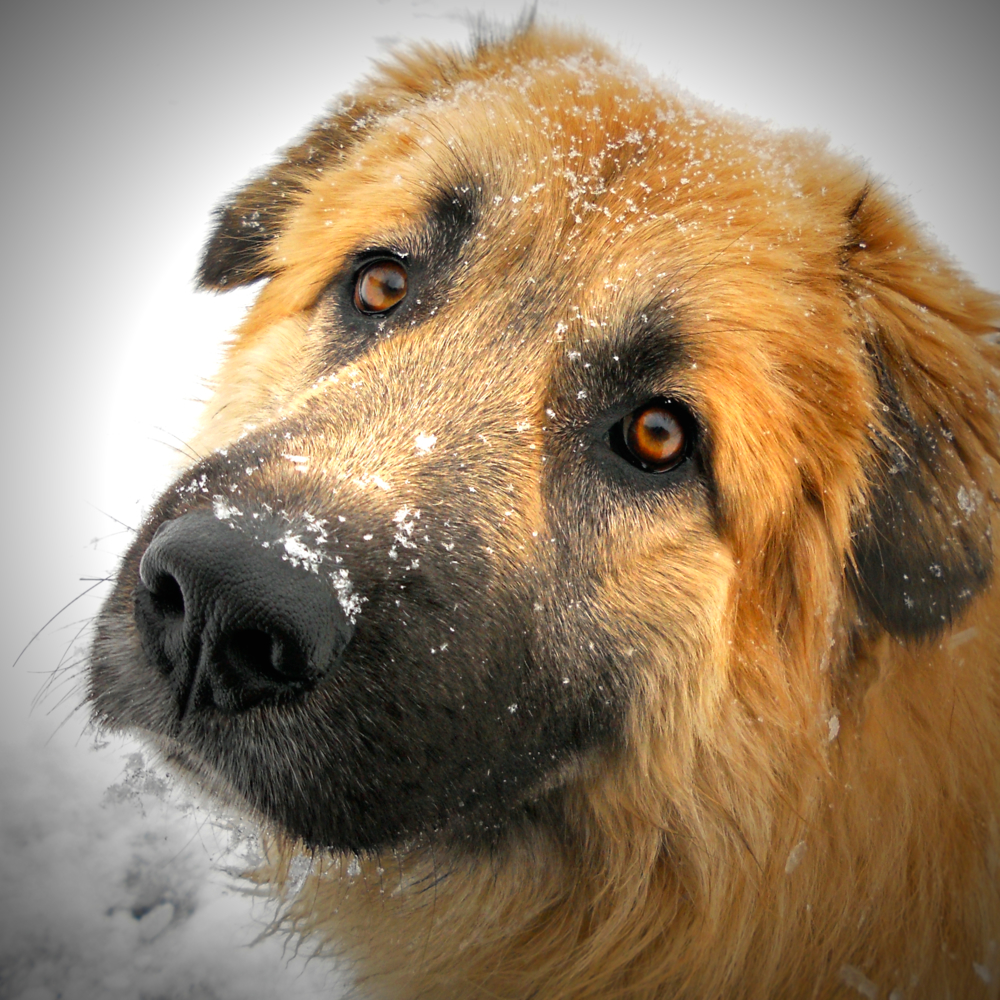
[1,2,995,999]
[0,722,342,1000]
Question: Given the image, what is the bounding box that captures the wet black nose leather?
[133,509,353,715]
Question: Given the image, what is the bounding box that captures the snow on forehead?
[322,36,814,215]
[400,48,810,202]
[484,48,655,98]
[440,50,662,125]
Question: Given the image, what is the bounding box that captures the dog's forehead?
[299,66,838,335]
[231,43,871,456]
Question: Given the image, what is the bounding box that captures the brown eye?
[621,401,688,472]
[353,259,408,314]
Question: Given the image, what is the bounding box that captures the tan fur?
[162,25,1000,999]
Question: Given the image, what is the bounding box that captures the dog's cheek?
[595,529,735,733]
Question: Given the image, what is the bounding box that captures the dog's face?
[88,29,998,864]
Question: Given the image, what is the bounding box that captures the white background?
[0,1,996,997]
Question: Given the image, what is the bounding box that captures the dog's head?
[89,26,999,865]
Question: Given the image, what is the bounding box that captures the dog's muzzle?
[133,510,353,716]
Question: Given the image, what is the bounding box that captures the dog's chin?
[141,720,573,857]
[93,638,569,855]
[138,723,392,853]
[89,520,631,854]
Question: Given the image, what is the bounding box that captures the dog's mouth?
[89,466,631,852]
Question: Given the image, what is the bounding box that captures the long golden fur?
[90,23,1000,1000]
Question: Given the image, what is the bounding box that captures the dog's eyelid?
[351,247,410,270]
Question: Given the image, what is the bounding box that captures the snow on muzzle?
[133,507,353,717]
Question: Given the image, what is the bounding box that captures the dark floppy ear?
[845,186,999,640]
[196,23,552,290]
[195,24,550,291]
[195,78,448,290]
[196,112,362,290]
[195,55,446,290]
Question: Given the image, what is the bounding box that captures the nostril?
[218,628,309,686]
[147,572,184,618]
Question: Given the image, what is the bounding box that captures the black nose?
[133,509,354,715]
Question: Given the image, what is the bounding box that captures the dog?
[88,21,1000,1000]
